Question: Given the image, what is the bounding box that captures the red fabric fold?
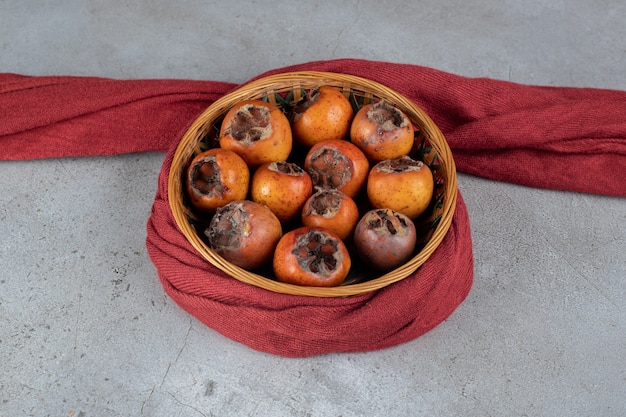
[0,73,234,158]
[3,59,625,196]
[2,58,624,356]
[146,151,473,357]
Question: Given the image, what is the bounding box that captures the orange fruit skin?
[185,148,250,213]
[250,162,313,223]
[303,139,370,198]
[208,200,282,270]
[273,226,351,287]
[350,103,414,162]
[219,99,292,168]
[301,190,359,240]
[367,160,434,219]
[292,86,354,147]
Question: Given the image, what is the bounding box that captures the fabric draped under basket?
[2,58,625,357]
[147,148,474,357]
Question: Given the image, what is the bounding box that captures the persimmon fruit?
[367,155,434,219]
[186,148,250,213]
[301,188,359,240]
[350,101,414,162]
[303,139,369,198]
[250,161,313,223]
[353,208,417,272]
[219,99,292,168]
[185,89,440,284]
[291,86,354,147]
[205,200,282,270]
[273,226,351,287]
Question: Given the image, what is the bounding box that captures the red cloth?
[3,59,625,196]
[2,58,625,356]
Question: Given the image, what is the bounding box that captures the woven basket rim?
[168,70,457,297]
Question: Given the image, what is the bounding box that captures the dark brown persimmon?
[185,148,250,213]
[301,188,359,240]
[291,86,354,147]
[303,139,369,198]
[273,226,351,287]
[353,208,417,272]
[219,99,292,168]
[205,200,282,270]
[350,100,414,162]
[250,161,313,223]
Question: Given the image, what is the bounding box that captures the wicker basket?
[168,71,457,297]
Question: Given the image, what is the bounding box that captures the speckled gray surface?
[1,1,625,416]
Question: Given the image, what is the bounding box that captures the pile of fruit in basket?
[185,86,434,287]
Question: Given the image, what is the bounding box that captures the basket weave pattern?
[168,71,457,297]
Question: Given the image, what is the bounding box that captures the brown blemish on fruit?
[189,156,226,197]
[366,208,412,236]
[291,87,320,123]
[375,155,424,173]
[366,101,408,132]
[292,229,342,276]
[268,161,306,176]
[304,189,342,218]
[205,202,249,250]
[307,148,352,189]
[224,104,272,143]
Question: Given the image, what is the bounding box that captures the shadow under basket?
[168,71,458,297]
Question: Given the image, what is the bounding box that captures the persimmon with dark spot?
[301,188,359,240]
[273,226,351,287]
[205,200,282,270]
[367,155,434,219]
[186,148,250,213]
[353,208,417,272]
[219,99,292,168]
[350,100,414,162]
[250,161,313,223]
[303,139,369,198]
